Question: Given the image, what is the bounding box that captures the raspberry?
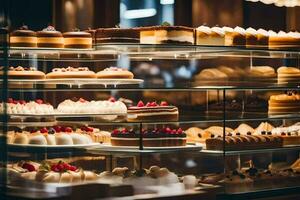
[13,100,18,104]
[165,127,172,133]
[108,97,116,102]
[19,100,26,105]
[86,127,94,132]
[7,98,13,103]
[112,129,120,135]
[150,102,158,107]
[137,100,144,107]
[69,166,77,171]
[171,129,177,134]
[53,126,61,132]
[35,99,43,104]
[177,128,183,134]
[22,163,36,172]
[160,101,168,106]
[64,127,73,133]
[40,127,48,133]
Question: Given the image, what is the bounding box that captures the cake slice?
[245,28,258,48]
[155,26,195,44]
[196,26,225,46]
[225,26,246,46]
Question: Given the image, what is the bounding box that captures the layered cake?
[57,97,127,115]
[96,27,140,43]
[37,25,64,48]
[10,25,37,47]
[225,26,246,46]
[272,124,300,146]
[269,31,300,50]
[97,67,134,79]
[0,27,9,47]
[0,66,45,79]
[277,66,300,84]
[127,101,179,122]
[63,31,92,48]
[155,26,194,44]
[111,127,186,147]
[196,25,225,46]
[85,28,96,45]
[206,135,283,151]
[247,66,277,83]
[268,92,300,114]
[245,28,258,47]
[140,26,157,44]
[257,28,269,47]
[46,67,96,79]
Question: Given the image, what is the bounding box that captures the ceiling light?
[123,8,157,19]
[160,0,175,5]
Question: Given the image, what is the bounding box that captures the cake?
[10,25,37,47]
[36,25,64,48]
[63,31,92,48]
[97,67,134,79]
[269,31,300,50]
[96,27,140,43]
[77,126,111,144]
[46,67,96,79]
[196,25,225,46]
[268,92,300,114]
[254,122,274,135]
[277,66,300,84]
[272,124,300,146]
[205,126,234,137]
[194,68,228,82]
[246,66,277,83]
[256,28,269,47]
[111,127,186,147]
[225,26,246,46]
[155,26,194,44]
[140,26,157,44]
[185,127,211,144]
[0,66,45,79]
[127,101,179,122]
[57,97,127,115]
[85,28,96,45]
[245,28,258,48]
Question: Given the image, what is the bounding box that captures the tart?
[97,67,134,79]
[46,66,96,79]
[63,30,92,48]
[37,25,64,48]
[10,25,37,47]
[127,101,179,122]
[0,66,45,79]
[111,127,186,147]
[96,27,140,43]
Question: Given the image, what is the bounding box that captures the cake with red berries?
[111,127,186,147]
[46,66,96,79]
[127,101,179,122]
[97,67,134,79]
[0,66,45,79]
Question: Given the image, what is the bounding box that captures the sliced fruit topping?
[108,97,116,102]
[160,101,168,106]
[22,163,36,172]
[40,127,48,134]
[137,100,144,107]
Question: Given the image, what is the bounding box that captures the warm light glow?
[246,0,300,7]
[160,0,175,5]
[123,8,157,19]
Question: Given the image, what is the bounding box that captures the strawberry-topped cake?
[111,127,186,147]
[127,101,179,122]
[97,67,134,79]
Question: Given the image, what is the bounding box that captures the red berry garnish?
[64,127,73,133]
[108,97,116,102]
[22,163,36,172]
[13,100,18,104]
[40,127,48,133]
[177,128,183,134]
[7,98,13,103]
[121,128,128,133]
[112,129,120,135]
[150,102,158,107]
[86,127,93,132]
[35,99,43,104]
[69,166,77,171]
[30,130,37,134]
[165,127,172,133]
[19,100,26,105]
[137,100,144,107]
[171,129,177,134]
[53,126,61,133]
[51,165,60,172]
[160,101,168,106]
[146,102,151,107]
[79,98,86,103]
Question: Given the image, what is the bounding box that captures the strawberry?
[64,127,73,133]
[79,98,86,103]
[69,166,77,171]
[150,102,158,107]
[51,165,59,172]
[13,100,18,104]
[35,99,43,104]
[108,97,116,102]
[86,127,94,132]
[177,128,183,134]
[53,126,61,133]
[160,101,168,106]
[19,100,26,105]
[171,129,177,134]
[137,100,144,107]
[7,98,13,103]
[22,163,36,172]
[40,127,48,133]
[121,128,128,133]
[112,129,120,135]
[165,127,172,133]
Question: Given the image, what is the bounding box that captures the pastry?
[205,126,234,136]
[247,66,276,82]
[185,127,211,144]
[225,26,246,46]
[234,123,254,135]
[10,25,37,47]
[277,66,300,84]
[46,67,96,79]
[269,31,300,50]
[77,126,111,144]
[155,25,194,44]
[196,25,225,46]
[245,28,258,47]
[37,25,64,48]
[254,122,274,135]
[0,66,45,79]
[127,101,179,122]
[111,127,186,147]
[96,27,140,43]
[268,92,300,114]
[272,124,300,146]
[194,68,228,81]
[97,67,134,79]
[63,30,92,48]
[256,28,269,47]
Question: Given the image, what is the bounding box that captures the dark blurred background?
[0,0,300,32]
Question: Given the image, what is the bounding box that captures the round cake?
[268,92,300,114]
[127,101,179,122]
[277,66,300,84]
[111,127,186,147]
[97,67,134,79]
[37,25,64,48]
[10,25,37,47]
[0,66,45,79]
[63,31,92,48]
[46,66,96,79]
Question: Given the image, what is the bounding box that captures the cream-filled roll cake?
[277,66,300,84]
[225,26,246,46]
[63,31,92,48]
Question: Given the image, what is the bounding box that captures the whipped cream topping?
[57,98,127,114]
[234,26,246,35]
[42,26,56,32]
[52,67,90,72]
[0,100,54,115]
[211,27,225,36]
[222,26,233,33]
[268,30,277,36]
[103,67,127,72]
[287,31,300,38]
[257,28,269,36]
[246,27,257,35]
[197,25,211,34]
